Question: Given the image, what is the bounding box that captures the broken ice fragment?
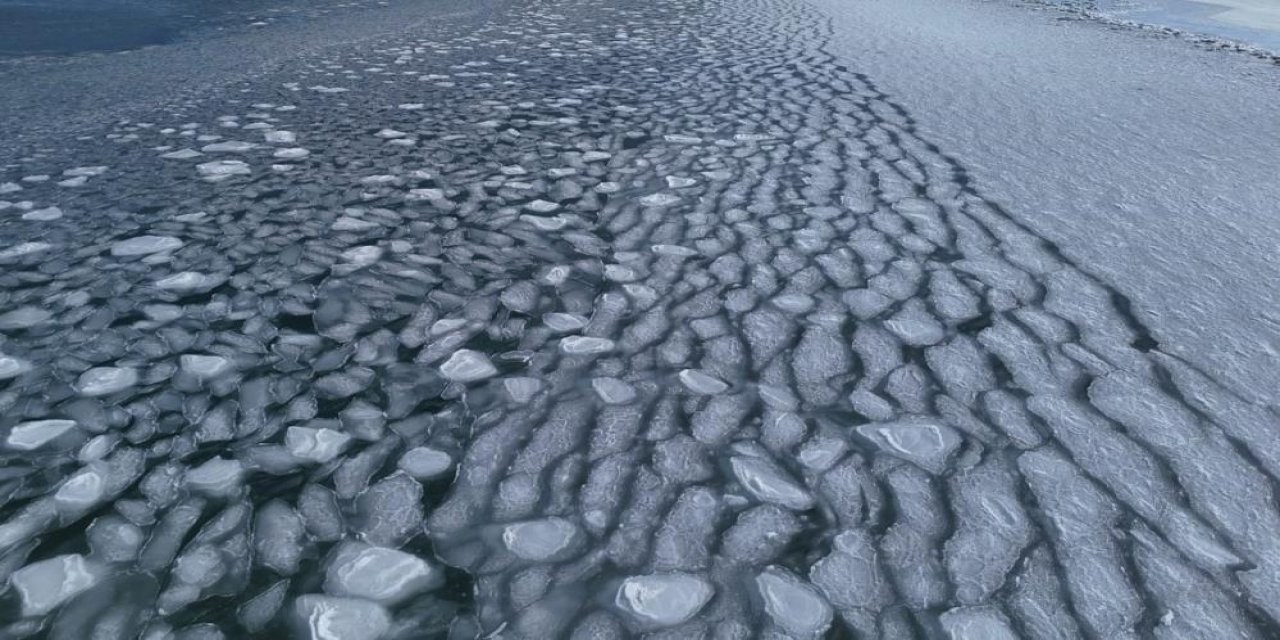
[560,336,615,355]
[502,517,582,561]
[6,420,79,450]
[651,244,698,257]
[196,160,250,178]
[354,472,423,546]
[325,542,442,605]
[23,206,63,221]
[0,306,53,330]
[201,140,256,153]
[11,554,102,617]
[155,271,225,292]
[525,199,560,213]
[274,148,310,160]
[856,419,962,474]
[75,367,138,396]
[264,130,296,143]
[0,354,33,379]
[504,377,543,403]
[439,349,498,382]
[0,242,52,261]
[179,354,233,379]
[756,566,833,639]
[111,235,184,257]
[543,312,588,332]
[185,457,244,497]
[397,447,453,480]
[639,192,681,207]
[293,595,391,640]
[162,149,203,159]
[592,377,637,404]
[285,427,352,463]
[678,369,729,395]
[730,456,815,511]
[615,573,714,628]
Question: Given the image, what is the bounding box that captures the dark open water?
[0,0,361,57]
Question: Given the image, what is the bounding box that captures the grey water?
[0,0,339,57]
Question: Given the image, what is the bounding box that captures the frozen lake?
[1096,0,1280,52]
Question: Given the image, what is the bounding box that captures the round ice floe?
[439,349,498,382]
[502,517,582,561]
[293,595,391,640]
[22,206,63,222]
[0,306,53,330]
[325,543,442,605]
[756,567,833,639]
[678,369,729,395]
[179,354,233,379]
[559,336,614,355]
[615,573,715,628]
[285,426,352,463]
[397,447,453,480]
[75,367,138,396]
[0,354,33,379]
[111,235,184,257]
[6,420,79,451]
[11,554,102,617]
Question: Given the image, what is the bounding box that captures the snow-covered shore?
[812,0,1280,405]
[1051,0,1280,53]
